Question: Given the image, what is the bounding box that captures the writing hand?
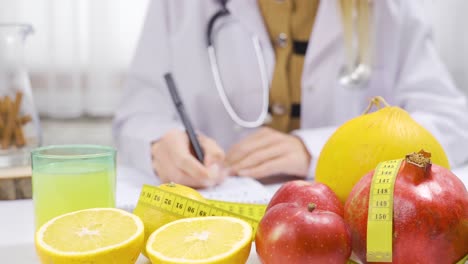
[151,129,227,188]
[226,127,311,179]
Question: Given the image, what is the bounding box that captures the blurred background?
[0,0,467,147]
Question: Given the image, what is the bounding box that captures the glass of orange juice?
[31,145,116,229]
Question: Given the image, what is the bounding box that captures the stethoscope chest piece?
[339,63,371,88]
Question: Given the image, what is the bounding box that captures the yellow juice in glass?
[32,145,116,229]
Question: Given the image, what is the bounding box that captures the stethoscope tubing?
[207,0,372,128]
[207,0,270,128]
[208,37,270,128]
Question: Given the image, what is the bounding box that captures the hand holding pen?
[150,74,228,188]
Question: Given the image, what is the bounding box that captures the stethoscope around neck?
[206,0,372,129]
[207,0,270,128]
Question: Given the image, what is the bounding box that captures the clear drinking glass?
[0,23,41,168]
[31,145,116,229]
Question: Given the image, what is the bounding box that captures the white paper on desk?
[199,176,272,204]
[115,166,273,212]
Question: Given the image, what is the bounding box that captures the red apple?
[267,180,344,217]
[256,202,351,264]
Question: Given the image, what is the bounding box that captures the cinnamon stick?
[2,92,23,149]
[1,96,13,149]
[17,115,32,126]
[0,98,4,129]
[14,125,25,147]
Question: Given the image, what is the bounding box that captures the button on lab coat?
[113,0,468,178]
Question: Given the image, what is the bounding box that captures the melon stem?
[363,96,391,114]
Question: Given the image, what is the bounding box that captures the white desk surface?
[1,164,467,264]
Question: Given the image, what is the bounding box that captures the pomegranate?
[345,151,468,264]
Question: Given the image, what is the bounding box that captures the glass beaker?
[0,24,41,168]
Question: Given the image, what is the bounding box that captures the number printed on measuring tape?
[367,159,402,263]
[133,185,267,238]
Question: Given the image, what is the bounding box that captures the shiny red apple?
[256,202,351,264]
[266,180,344,217]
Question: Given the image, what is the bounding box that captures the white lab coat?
[113,0,468,178]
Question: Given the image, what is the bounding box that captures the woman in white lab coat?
[113,0,468,187]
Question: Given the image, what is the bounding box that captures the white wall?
[0,0,150,117]
[1,0,467,118]
[425,0,468,96]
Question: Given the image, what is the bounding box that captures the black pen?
[164,73,205,163]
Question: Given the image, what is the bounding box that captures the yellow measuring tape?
[456,254,468,264]
[366,159,468,263]
[367,159,402,262]
[133,184,267,236]
[134,183,467,264]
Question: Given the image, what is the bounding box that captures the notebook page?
[199,176,273,204]
[116,166,273,212]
